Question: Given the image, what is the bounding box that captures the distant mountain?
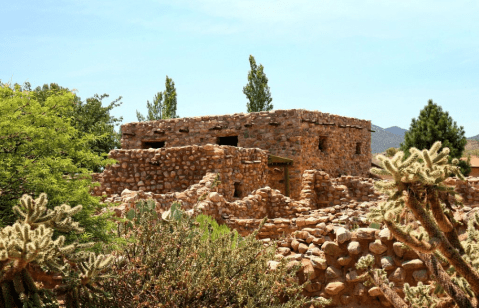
[371,125,479,154]
[385,126,408,137]
[371,124,405,154]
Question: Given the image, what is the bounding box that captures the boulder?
[402,259,424,270]
[322,241,342,256]
[369,239,387,254]
[336,227,351,244]
[325,282,346,295]
[347,241,362,255]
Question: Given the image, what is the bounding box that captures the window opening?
[217,136,238,146]
[356,142,362,154]
[318,136,327,152]
[142,141,165,149]
[233,182,242,198]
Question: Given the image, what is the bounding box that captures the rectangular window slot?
[318,136,327,152]
[142,141,165,149]
[356,142,362,154]
[217,136,238,146]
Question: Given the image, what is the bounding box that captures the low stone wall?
[445,176,479,205]
[271,226,431,307]
[300,170,382,209]
[92,145,268,200]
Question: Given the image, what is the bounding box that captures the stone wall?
[300,170,381,209]
[92,145,268,200]
[120,109,371,199]
[445,177,479,205]
[272,226,431,308]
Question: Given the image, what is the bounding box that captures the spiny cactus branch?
[406,192,479,298]
[428,189,466,255]
[384,220,440,253]
[417,252,475,308]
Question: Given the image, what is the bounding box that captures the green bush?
[195,214,240,246]
[99,201,308,307]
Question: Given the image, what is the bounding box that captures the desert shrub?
[385,147,398,157]
[99,201,308,308]
[0,193,114,308]
[195,214,240,245]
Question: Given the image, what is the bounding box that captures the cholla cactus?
[0,193,113,307]
[368,141,479,308]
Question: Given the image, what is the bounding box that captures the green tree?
[400,99,470,175]
[21,82,123,172]
[0,83,115,245]
[137,75,178,121]
[243,55,273,113]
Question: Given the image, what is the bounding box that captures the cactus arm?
[384,220,440,253]
[417,252,474,308]
[428,189,465,255]
[357,255,411,308]
[1,282,15,308]
[406,192,479,298]
[370,270,411,308]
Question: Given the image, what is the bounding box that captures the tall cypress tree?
[162,76,178,119]
[400,99,470,175]
[137,75,178,121]
[243,55,273,113]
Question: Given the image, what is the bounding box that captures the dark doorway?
[142,141,165,149]
[217,136,238,146]
[233,182,243,198]
[318,136,327,152]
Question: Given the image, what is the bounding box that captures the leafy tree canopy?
[243,55,273,113]
[0,82,116,245]
[17,82,124,172]
[400,99,470,175]
[137,75,178,121]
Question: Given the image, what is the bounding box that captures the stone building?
[119,109,372,199]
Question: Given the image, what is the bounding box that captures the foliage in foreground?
[0,193,114,308]
[360,141,479,308]
[400,99,470,176]
[100,200,308,308]
[0,83,117,246]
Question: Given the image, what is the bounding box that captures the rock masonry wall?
[92,145,268,200]
[445,177,479,205]
[272,226,431,308]
[120,109,372,199]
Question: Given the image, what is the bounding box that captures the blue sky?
[2,0,479,137]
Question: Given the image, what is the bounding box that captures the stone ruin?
[92,109,479,308]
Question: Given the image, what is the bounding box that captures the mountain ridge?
[370,125,479,153]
